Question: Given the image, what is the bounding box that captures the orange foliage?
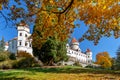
[95,52,112,68]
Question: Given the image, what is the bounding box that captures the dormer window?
[20,33,22,36]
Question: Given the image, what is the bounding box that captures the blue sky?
[0,19,120,61]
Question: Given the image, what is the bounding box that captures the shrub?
[0,51,10,62]
[9,53,16,60]
[17,51,32,58]
[13,57,42,68]
[0,60,13,69]
[73,61,82,67]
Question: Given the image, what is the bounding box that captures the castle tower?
[17,22,32,55]
[70,38,81,51]
[86,49,92,64]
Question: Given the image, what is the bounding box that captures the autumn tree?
[95,52,112,69]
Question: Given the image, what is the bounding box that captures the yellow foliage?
[96,52,112,68]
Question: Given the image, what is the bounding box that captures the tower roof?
[71,38,78,43]
[86,48,91,52]
[18,22,29,28]
[5,42,8,46]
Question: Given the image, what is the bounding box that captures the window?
[25,34,27,37]
[20,33,22,36]
[19,41,21,46]
[29,44,32,47]
[25,42,28,46]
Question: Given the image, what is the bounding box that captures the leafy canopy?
[0,0,120,45]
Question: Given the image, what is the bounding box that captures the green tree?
[111,57,116,70]
[0,37,5,52]
[115,47,120,70]
[33,37,68,65]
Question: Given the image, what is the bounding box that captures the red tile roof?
[5,42,8,46]
[86,49,91,52]
[18,22,29,28]
[13,37,17,40]
[71,38,78,43]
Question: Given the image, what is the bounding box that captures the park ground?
[0,66,120,80]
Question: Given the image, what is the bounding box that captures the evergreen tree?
[33,37,68,66]
[115,47,120,70]
[0,37,5,52]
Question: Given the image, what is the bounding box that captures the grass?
[0,66,120,80]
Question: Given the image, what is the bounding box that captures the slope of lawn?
[0,66,120,80]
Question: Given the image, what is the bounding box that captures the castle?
[5,23,92,65]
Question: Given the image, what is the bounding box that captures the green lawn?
[0,66,120,80]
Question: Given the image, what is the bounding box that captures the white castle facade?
[7,23,33,55]
[66,38,92,64]
[5,23,92,65]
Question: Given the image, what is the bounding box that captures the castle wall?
[8,39,17,53]
[67,42,92,65]
[67,49,87,63]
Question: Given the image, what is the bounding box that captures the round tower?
[70,38,80,51]
[86,49,92,64]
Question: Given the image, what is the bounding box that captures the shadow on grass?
[0,71,25,80]
[0,77,25,80]
[23,67,120,75]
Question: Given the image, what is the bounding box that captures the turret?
[17,22,30,33]
[70,38,81,51]
[86,49,92,64]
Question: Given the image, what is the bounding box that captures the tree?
[0,37,5,51]
[115,47,120,70]
[0,0,8,10]
[33,37,68,65]
[95,52,112,69]
[111,57,116,70]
